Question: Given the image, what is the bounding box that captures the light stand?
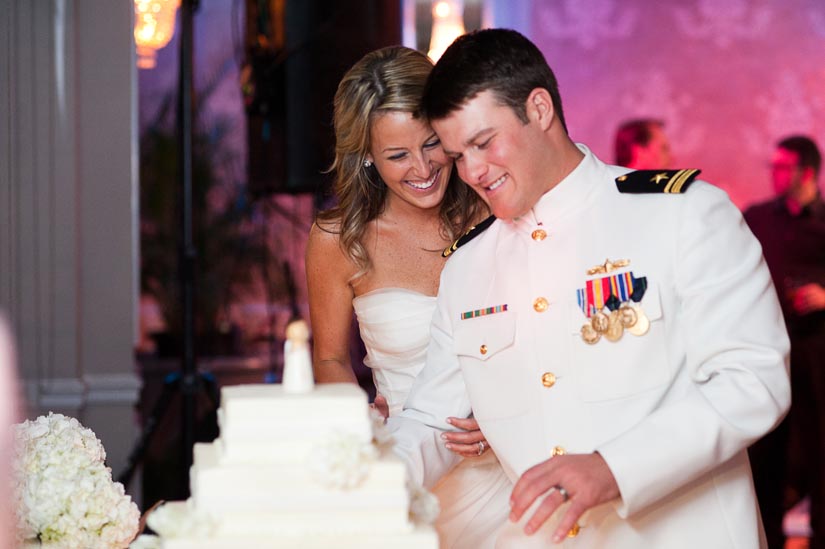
[119,0,219,496]
[177,0,198,478]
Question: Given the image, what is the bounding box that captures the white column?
[0,0,140,485]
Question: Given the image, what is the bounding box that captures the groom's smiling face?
[432,90,551,222]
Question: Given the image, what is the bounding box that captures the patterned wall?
[528,0,825,208]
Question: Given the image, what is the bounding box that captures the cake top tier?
[218,383,372,443]
[221,382,367,406]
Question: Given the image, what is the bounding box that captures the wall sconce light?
[428,0,465,62]
[134,0,180,69]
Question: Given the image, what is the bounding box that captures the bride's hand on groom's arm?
[442,417,491,457]
[369,394,389,420]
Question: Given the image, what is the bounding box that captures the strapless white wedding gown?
[354,288,513,549]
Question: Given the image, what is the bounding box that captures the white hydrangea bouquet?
[11,412,140,548]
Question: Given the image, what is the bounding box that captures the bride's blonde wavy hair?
[317,46,485,276]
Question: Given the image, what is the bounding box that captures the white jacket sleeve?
[597,184,791,516]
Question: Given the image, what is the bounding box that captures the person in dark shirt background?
[745,135,825,549]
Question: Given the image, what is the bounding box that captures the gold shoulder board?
[615,169,701,194]
[442,215,496,258]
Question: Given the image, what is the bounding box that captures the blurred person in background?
[745,135,825,549]
[614,118,673,169]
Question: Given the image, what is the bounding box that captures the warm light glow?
[134,0,180,69]
[433,1,451,18]
[428,0,465,62]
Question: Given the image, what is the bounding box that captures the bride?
[305,46,512,548]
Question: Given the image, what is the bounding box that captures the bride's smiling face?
[366,111,453,212]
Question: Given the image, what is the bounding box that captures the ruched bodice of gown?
[353,287,436,417]
[353,287,513,548]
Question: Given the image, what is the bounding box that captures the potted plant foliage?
[139,87,285,357]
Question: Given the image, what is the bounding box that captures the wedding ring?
[477,440,486,456]
[554,485,569,502]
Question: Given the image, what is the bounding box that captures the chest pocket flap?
[454,312,516,361]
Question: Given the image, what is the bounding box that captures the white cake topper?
[282,318,314,393]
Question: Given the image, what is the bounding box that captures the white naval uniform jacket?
[387,145,790,548]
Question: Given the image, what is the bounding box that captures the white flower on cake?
[144,502,216,539]
[12,412,140,548]
[129,534,161,549]
[407,481,440,526]
[368,407,394,448]
[310,431,378,490]
[128,500,217,547]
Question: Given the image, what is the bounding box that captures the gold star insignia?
[651,172,670,184]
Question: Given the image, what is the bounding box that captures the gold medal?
[627,306,650,336]
[581,323,600,345]
[618,303,637,328]
[591,311,609,333]
[605,310,624,342]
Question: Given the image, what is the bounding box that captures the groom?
[387,29,790,547]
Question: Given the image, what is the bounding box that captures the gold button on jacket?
[541,372,556,387]
[533,297,549,312]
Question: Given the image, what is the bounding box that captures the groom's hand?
[509,452,620,542]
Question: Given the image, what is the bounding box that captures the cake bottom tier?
[159,529,438,549]
[189,442,411,532]
[154,502,438,549]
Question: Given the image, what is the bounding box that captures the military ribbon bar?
[585,277,611,316]
[631,276,647,302]
[461,304,508,320]
[578,272,638,318]
[611,271,633,302]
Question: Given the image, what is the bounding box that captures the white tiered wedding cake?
[138,321,438,548]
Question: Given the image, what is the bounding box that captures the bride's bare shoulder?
[307,219,344,256]
[310,217,341,238]
[306,218,361,284]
